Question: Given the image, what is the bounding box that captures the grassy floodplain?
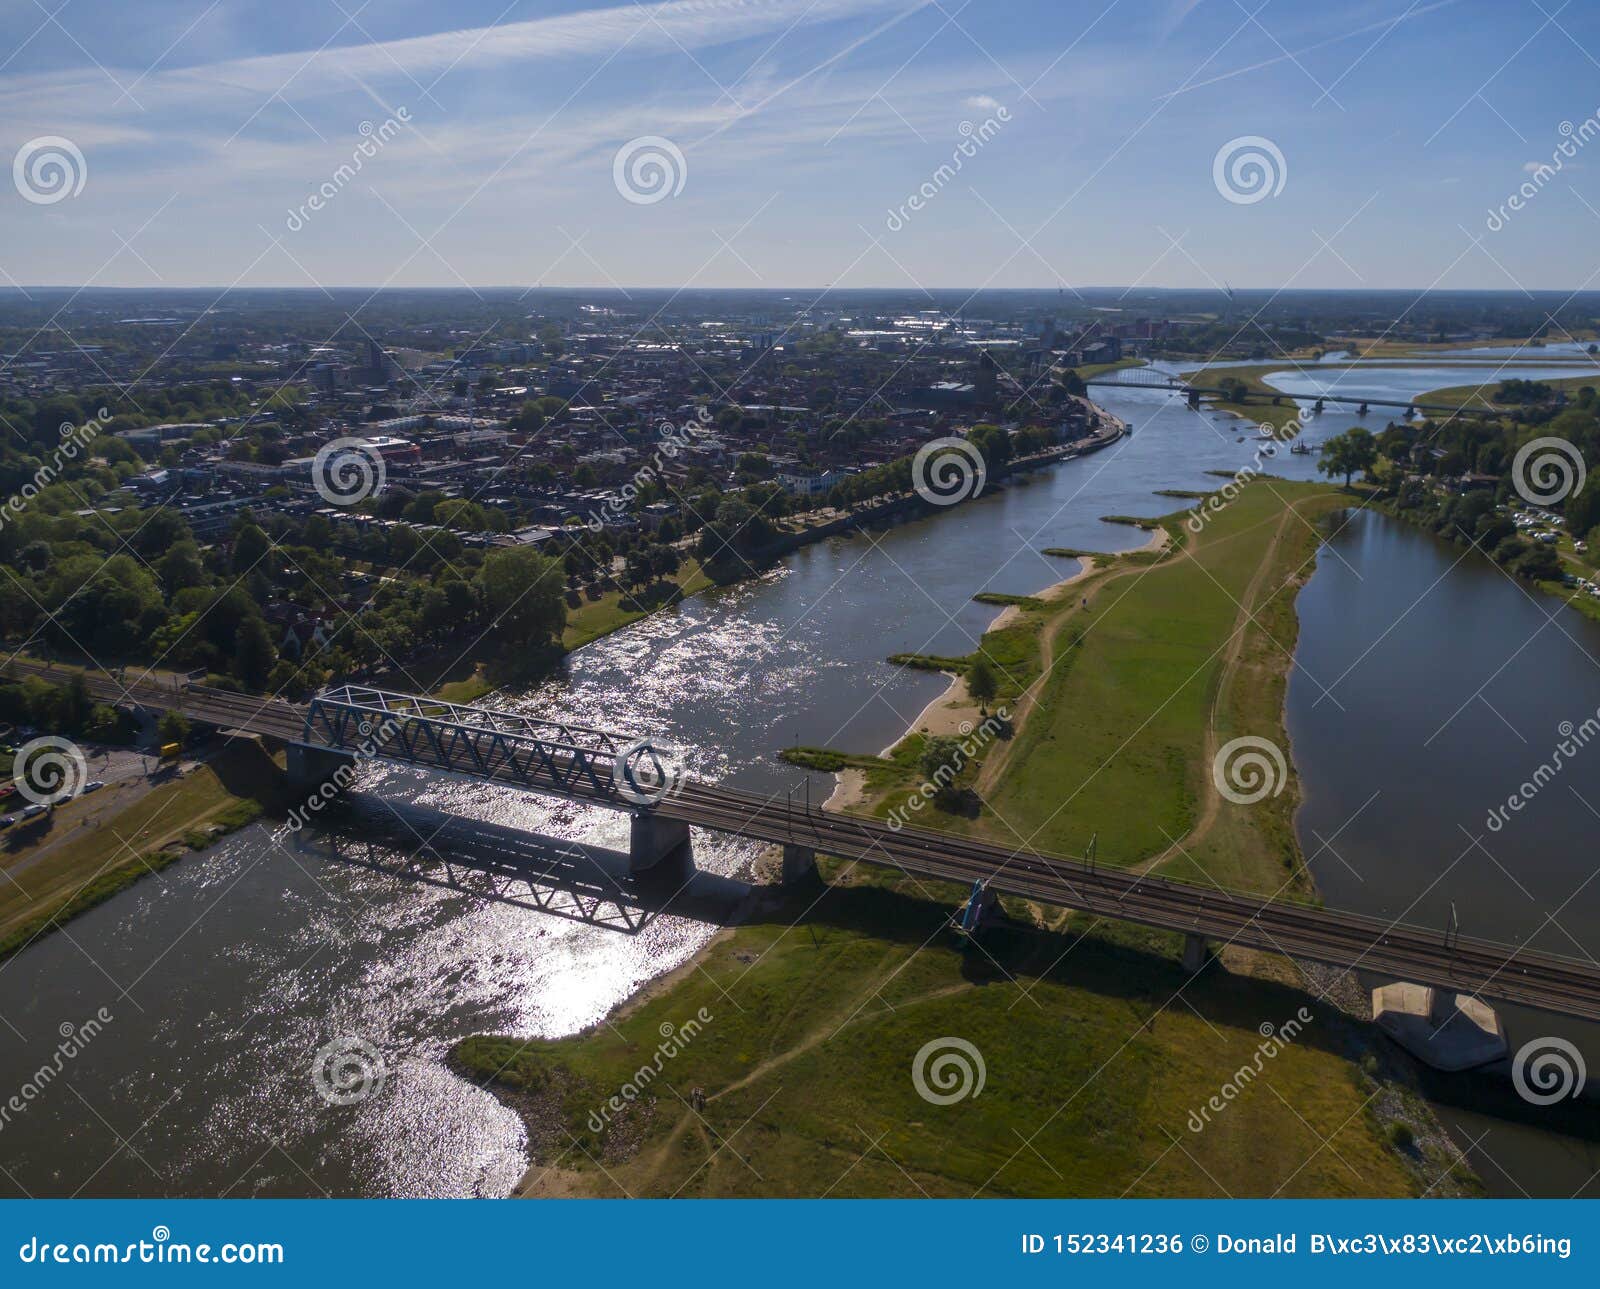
[455,478,1466,1198]
[0,738,284,962]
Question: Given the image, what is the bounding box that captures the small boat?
[1290,441,1310,455]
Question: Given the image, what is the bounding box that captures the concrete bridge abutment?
[286,742,361,796]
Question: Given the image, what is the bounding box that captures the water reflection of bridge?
[17,666,1600,1039]
[316,805,749,934]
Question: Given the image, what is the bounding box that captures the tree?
[1059,368,1086,398]
[476,548,567,649]
[966,657,999,713]
[918,735,966,808]
[234,615,277,690]
[1319,428,1378,487]
[231,523,271,577]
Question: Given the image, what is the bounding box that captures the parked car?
[20,803,45,819]
[83,780,104,793]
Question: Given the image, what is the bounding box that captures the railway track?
[12,659,1599,1019]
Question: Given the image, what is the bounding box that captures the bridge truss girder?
[302,685,632,802]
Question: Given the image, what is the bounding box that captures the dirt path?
[976,528,1179,798]
[630,971,977,1195]
[1133,501,1300,875]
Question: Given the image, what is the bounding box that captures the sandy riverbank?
[824,524,1168,812]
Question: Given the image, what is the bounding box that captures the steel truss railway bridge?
[1084,368,1500,420]
[19,662,1600,1039]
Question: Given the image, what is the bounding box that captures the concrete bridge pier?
[629,812,692,873]
[1181,933,1209,973]
[1370,981,1507,1072]
[781,843,818,884]
[286,742,360,795]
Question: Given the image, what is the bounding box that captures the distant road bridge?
[17,662,1600,1029]
[1085,368,1500,420]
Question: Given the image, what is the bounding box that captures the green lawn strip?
[970,482,1345,882]
[1416,371,1600,412]
[0,740,283,962]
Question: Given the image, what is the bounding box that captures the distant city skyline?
[2,0,1598,292]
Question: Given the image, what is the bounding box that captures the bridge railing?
[303,685,641,801]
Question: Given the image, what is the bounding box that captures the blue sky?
[1,0,1597,290]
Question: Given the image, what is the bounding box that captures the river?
[0,358,1594,1197]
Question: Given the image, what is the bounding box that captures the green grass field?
[0,739,283,962]
[454,478,1461,1199]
